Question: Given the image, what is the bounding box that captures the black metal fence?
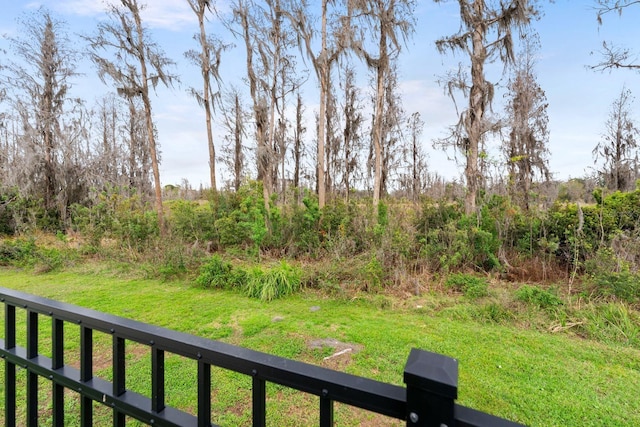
[0,287,523,426]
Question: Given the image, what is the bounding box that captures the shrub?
[212,181,267,255]
[167,200,216,243]
[584,248,640,302]
[290,194,321,254]
[445,273,489,299]
[589,270,640,302]
[478,302,514,323]
[244,261,302,301]
[515,285,563,309]
[33,247,67,273]
[0,239,76,272]
[155,243,191,281]
[470,226,501,270]
[416,200,502,272]
[322,199,375,257]
[580,303,640,347]
[361,255,385,291]
[0,239,37,265]
[0,190,19,235]
[196,255,234,289]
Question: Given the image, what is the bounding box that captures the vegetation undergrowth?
[1,184,640,424]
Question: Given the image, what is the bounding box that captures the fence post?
[404,348,458,427]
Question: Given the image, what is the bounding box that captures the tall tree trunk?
[198,9,217,192]
[294,92,303,203]
[234,93,243,192]
[132,7,165,233]
[267,0,282,203]
[436,0,536,215]
[317,0,328,209]
[127,98,137,191]
[465,1,487,216]
[372,29,387,208]
[237,1,271,213]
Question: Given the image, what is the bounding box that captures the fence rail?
[0,287,523,426]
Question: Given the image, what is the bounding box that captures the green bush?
[545,188,640,269]
[290,194,321,254]
[70,190,159,253]
[244,261,301,301]
[0,190,19,235]
[584,248,640,302]
[415,200,502,272]
[470,226,501,270]
[589,270,640,302]
[0,190,63,234]
[0,239,76,272]
[515,285,563,309]
[0,239,37,265]
[155,242,192,281]
[321,199,375,257]
[361,255,385,291]
[445,273,489,299]
[196,255,234,289]
[33,247,67,273]
[167,200,216,243]
[212,181,267,255]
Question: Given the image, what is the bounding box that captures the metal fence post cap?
[404,348,458,399]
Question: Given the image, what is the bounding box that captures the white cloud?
[50,0,106,16]
[138,1,196,31]
[49,0,196,31]
[399,79,457,127]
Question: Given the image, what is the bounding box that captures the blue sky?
[1,0,640,188]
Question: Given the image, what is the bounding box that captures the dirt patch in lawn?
[307,338,363,370]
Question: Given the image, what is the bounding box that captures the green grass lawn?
[1,267,639,426]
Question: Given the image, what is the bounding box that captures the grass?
[0,266,639,426]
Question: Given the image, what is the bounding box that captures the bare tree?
[593,86,639,191]
[379,62,405,196]
[90,93,149,195]
[56,100,92,222]
[185,0,230,192]
[0,98,7,186]
[435,0,538,215]
[593,0,640,71]
[86,0,178,233]
[293,90,306,202]
[285,0,348,208]
[402,111,427,201]
[93,94,121,188]
[339,64,364,201]
[272,55,304,199]
[350,0,415,207]
[124,95,153,196]
[503,34,550,210]
[3,9,79,220]
[220,87,249,192]
[596,0,640,22]
[325,78,340,196]
[232,0,284,211]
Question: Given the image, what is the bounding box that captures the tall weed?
[580,303,640,347]
[445,273,489,299]
[244,261,302,301]
[515,285,563,310]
